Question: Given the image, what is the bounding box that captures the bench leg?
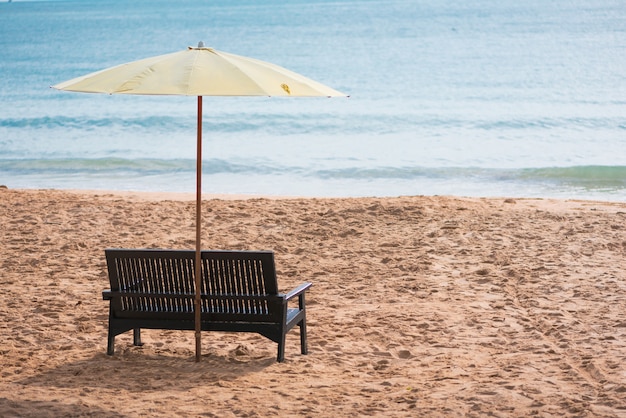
[107,330,115,355]
[299,293,308,355]
[106,309,115,355]
[277,332,286,363]
[299,320,308,355]
[133,328,143,347]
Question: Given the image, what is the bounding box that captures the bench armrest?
[103,289,112,300]
[284,282,312,301]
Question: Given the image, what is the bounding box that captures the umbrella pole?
[194,95,203,362]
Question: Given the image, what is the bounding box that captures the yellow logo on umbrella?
[281,83,291,94]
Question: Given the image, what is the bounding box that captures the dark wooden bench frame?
[103,249,312,362]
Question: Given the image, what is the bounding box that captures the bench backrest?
[105,249,281,322]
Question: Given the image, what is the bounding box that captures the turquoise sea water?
[1,0,625,200]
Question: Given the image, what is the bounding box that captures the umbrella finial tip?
[198,41,205,48]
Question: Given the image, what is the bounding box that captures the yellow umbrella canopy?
[53,43,346,362]
[53,43,345,97]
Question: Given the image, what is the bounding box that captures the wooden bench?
[103,249,312,362]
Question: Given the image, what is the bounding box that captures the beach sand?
[1,188,625,417]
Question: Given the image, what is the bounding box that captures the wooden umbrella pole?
[194,96,203,362]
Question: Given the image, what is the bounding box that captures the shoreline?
[7,186,626,213]
[1,188,625,416]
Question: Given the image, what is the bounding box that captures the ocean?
[1,0,625,200]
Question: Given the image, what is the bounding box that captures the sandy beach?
[1,188,625,417]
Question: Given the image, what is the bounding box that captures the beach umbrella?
[52,42,346,362]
